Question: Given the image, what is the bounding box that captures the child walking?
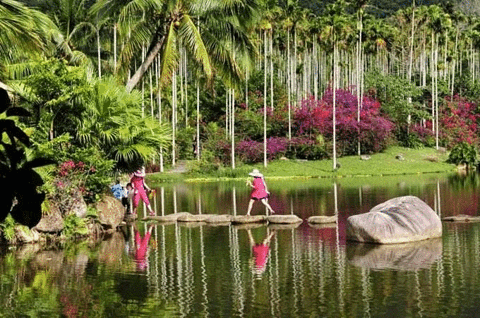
[246,169,275,215]
[130,166,155,216]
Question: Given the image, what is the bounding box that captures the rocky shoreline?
[2,195,127,245]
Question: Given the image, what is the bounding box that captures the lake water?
[1,172,480,317]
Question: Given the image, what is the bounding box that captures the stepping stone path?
[144,212,191,222]
[205,214,232,224]
[177,214,210,222]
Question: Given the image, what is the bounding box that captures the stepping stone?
[144,212,191,222]
[267,215,303,224]
[308,216,337,224]
[231,215,267,224]
[442,215,480,223]
[205,214,232,224]
[177,214,211,222]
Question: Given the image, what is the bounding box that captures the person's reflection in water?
[134,223,155,271]
[247,229,275,278]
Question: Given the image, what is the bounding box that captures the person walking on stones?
[246,169,275,215]
[130,166,155,216]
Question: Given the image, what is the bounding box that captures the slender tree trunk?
[231,88,235,169]
[114,23,117,72]
[287,29,292,140]
[245,68,249,109]
[264,30,268,168]
[333,40,337,170]
[435,35,439,150]
[97,22,101,79]
[196,81,200,161]
[156,56,164,172]
[270,31,274,110]
[172,71,177,167]
[126,35,166,92]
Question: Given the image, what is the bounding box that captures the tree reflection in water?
[2,175,480,316]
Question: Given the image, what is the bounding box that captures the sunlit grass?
[148,146,455,184]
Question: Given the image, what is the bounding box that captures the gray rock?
[146,212,191,222]
[346,196,442,244]
[34,202,64,233]
[308,215,337,224]
[71,190,88,218]
[267,215,303,224]
[231,215,267,224]
[177,213,210,222]
[205,214,232,223]
[96,196,125,228]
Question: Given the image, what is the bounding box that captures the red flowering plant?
[51,160,95,215]
[294,89,394,155]
[440,95,480,147]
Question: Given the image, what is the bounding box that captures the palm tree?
[92,0,259,92]
[76,76,170,168]
[0,0,59,88]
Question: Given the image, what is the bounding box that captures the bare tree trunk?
[231,88,235,169]
[264,30,268,168]
[287,29,292,140]
[196,81,200,161]
[172,71,177,167]
[126,35,166,92]
[333,41,337,170]
[113,23,117,72]
[156,56,164,172]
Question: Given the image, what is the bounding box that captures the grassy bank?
[147,146,456,184]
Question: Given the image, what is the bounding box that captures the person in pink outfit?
[246,169,275,215]
[248,229,276,276]
[130,166,155,216]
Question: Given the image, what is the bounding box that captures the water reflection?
[132,224,154,271]
[247,229,275,277]
[3,173,480,317]
[347,239,443,271]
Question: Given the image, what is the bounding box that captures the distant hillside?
[298,0,452,17]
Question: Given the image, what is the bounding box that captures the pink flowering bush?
[440,95,480,147]
[52,160,96,214]
[294,89,395,155]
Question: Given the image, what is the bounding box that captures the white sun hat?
[248,169,263,177]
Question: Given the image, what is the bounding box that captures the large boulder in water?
[96,196,125,228]
[346,196,442,244]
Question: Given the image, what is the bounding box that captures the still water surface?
[1,173,480,317]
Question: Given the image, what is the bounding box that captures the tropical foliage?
[3,0,480,228]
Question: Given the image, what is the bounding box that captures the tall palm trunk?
[156,56,164,172]
[196,81,200,161]
[264,30,268,168]
[172,71,177,167]
[333,40,337,170]
[126,33,166,92]
[287,29,292,140]
[231,88,235,169]
[96,18,101,79]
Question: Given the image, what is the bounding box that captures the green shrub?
[447,142,478,168]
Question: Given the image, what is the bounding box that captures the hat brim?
[249,172,263,177]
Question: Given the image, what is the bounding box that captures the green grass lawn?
[148,146,456,183]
